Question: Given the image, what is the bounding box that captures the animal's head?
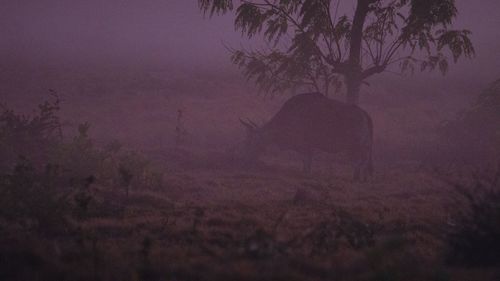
[239,118,266,162]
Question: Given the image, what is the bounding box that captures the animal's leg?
[353,165,361,181]
[365,156,374,179]
[352,142,373,181]
[356,157,373,182]
[361,144,373,181]
[302,150,313,174]
[350,150,364,181]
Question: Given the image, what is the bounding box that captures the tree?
[199,0,474,104]
[442,78,500,162]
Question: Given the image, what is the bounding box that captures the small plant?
[137,236,160,281]
[304,209,377,256]
[242,228,277,259]
[364,235,450,281]
[103,139,122,155]
[191,207,205,233]
[73,175,96,220]
[174,108,188,148]
[52,121,101,181]
[118,164,133,198]
[117,151,163,191]
[305,220,340,255]
[336,209,377,250]
[140,236,153,262]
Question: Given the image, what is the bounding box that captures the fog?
[1,1,499,177]
[1,0,499,78]
[1,1,236,68]
[1,1,500,279]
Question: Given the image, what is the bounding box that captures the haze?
[1,1,500,279]
[1,0,499,80]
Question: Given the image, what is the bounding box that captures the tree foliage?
[442,79,500,162]
[199,0,474,103]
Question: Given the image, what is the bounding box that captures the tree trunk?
[346,0,371,105]
[346,75,362,105]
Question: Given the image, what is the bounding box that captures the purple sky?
[1,0,499,80]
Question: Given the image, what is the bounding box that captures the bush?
[441,79,500,164]
[0,96,165,233]
[364,235,450,281]
[0,94,62,170]
[0,158,70,235]
[446,169,500,267]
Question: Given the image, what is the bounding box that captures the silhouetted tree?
[199,0,474,104]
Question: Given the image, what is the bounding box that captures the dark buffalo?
[240,92,373,180]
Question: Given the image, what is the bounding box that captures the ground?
[1,68,498,280]
[3,148,497,280]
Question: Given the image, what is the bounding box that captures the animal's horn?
[239,118,253,129]
[247,118,259,128]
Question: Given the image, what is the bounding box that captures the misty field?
[1,66,499,281]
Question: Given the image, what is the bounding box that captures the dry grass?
[1,68,499,280]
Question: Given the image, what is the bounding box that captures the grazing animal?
[240,92,373,180]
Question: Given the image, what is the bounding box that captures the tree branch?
[362,64,386,79]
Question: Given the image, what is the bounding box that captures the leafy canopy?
[199,0,474,97]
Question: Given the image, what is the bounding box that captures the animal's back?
[264,92,372,153]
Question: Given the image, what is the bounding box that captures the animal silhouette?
[241,92,373,180]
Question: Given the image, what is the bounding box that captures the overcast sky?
[1,0,499,81]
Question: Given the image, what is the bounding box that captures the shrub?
[0,158,70,235]
[52,122,103,180]
[0,96,165,232]
[441,79,500,164]
[0,94,62,170]
[446,169,500,267]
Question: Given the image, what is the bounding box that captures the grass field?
[1,68,499,280]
